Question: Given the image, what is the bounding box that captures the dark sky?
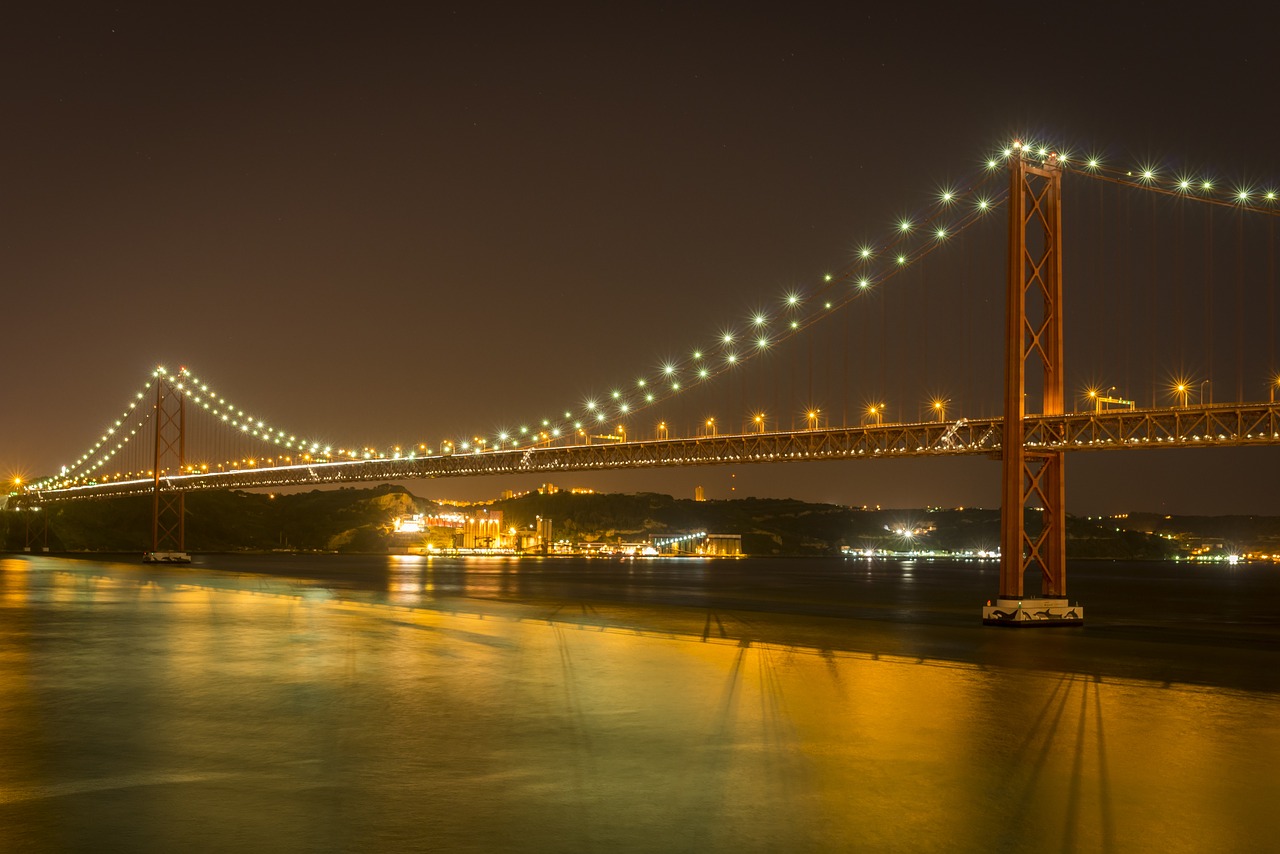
[4,3,1278,514]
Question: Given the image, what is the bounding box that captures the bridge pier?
[982,598,1083,626]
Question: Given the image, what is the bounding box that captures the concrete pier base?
[982,597,1083,627]
[143,551,192,564]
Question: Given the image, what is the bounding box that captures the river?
[1,553,1277,852]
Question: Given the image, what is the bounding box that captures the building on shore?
[653,531,742,556]
[393,508,505,550]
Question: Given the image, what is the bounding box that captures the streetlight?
[616,425,626,443]
[705,418,717,437]
[657,421,668,440]
[866,404,884,426]
[752,413,765,433]
[806,409,820,430]
[1089,386,1116,413]
[931,398,949,421]
[1272,375,1280,403]
[1174,382,1190,408]
[1200,380,1211,405]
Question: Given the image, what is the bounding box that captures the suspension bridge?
[8,139,1280,626]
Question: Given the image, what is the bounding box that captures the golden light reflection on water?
[1,557,1277,852]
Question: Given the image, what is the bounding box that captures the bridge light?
[859,246,873,259]
[752,314,767,326]
[898,219,912,233]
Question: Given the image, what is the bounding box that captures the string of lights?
[498,157,1012,451]
[31,138,1280,490]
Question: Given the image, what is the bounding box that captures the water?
[2,553,1277,852]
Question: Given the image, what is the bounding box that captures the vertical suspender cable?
[1121,189,1131,398]
[1205,211,1214,399]
[1150,193,1157,407]
[1174,198,1184,382]
[1270,219,1276,380]
[843,291,850,426]
[1237,209,1245,403]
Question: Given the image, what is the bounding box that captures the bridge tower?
[145,371,191,563]
[983,144,1082,626]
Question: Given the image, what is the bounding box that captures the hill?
[5,485,1252,559]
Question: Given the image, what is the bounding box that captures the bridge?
[8,138,1280,626]
[24,404,1280,500]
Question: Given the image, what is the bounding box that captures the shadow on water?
[20,552,1280,695]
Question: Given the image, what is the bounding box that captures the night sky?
[4,3,1277,514]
